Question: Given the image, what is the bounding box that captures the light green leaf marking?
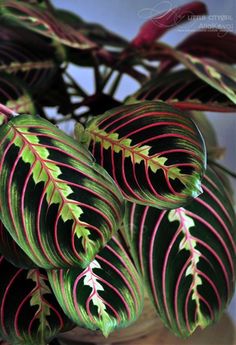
[13,126,90,246]
[27,270,51,339]
[83,260,113,336]
[88,126,202,196]
[175,51,236,104]
[6,95,35,115]
[168,208,208,330]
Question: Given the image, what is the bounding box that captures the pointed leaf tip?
[86,101,206,209]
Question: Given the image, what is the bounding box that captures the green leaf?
[160,45,236,104]
[1,0,96,50]
[124,168,236,337]
[56,9,128,48]
[0,114,124,269]
[0,218,36,268]
[0,256,74,345]
[47,236,144,337]
[0,72,35,114]
[85,100,206,209]
[133,69,236,112]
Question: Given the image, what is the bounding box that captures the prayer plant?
[0,1,235,344]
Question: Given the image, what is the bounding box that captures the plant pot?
[58,296,160,345]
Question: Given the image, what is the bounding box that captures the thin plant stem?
[108,72,122,97]
[208,159,236,178]
[100,68,115,90]
[64,71,88,98]
[91,53,103,93]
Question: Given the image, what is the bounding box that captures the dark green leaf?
[124,168,236,337]
[159,30,236,73]
[1,0,97,50]
[85,100,206,209]
[56,9,128,48]
[0,72,35,114]
[161,47,236,104]
[0,256,74,344]
[48,236,144,337]
[0,114,124,269]
[134,70,236,112]
[0,219,36,268]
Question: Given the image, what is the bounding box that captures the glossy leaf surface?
[0,114,124,269]
[86,101,206,209]
[134,70,236,112]
[0,256,73,345]
[48,236,144,337]
[0,219,36,268]
[124,168,236,337]
[1,0,96,49]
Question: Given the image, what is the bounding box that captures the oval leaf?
[0,114,124,269]
[124,168,236,337]
[134,69,236,112]
[48,236,144,337]
[86,100,206,209]
[0,256,74,345]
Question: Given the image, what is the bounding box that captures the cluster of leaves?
[0,0,235,344]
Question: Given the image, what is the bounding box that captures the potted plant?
[0,1,235,344]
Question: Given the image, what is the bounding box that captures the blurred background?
[52,0,236,193]
[51,2,236,341]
